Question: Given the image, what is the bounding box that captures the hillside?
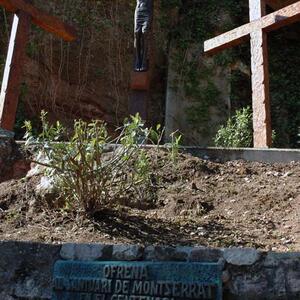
[0,149,299,251]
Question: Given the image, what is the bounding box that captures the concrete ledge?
[16,141,300,163]
[1,241,300,299]
[182,146,300,163]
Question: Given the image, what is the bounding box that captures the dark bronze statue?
[134,0,153,72]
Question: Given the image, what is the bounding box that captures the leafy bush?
[24,112,182,215]
[214,106,253,148]
[24,112,157,215]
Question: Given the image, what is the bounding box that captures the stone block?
[189,248,223,262]
[287,270,300,293]
[144,246,191,261]
[273,267,288,296]
[224,247,261,266]
[60,243,112,261]
[263,252,300,267]
[231,274,269,297]
[0,292,14,300]
[0,241,60,299]
[130,71,150,91]
[112,245,144,261]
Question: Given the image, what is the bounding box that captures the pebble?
[283,171,293,177]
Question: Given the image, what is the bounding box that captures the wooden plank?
[204,1,300,55]
[129,90,148,121]
[249,0,272,147]
[0,0,76,41]
[0,12,31,130]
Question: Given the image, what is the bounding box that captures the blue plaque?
[53,261,222,300]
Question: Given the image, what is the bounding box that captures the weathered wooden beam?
[249,0,272,147]
[0,12,31,130]
[0,0,76,41]
[204,1,300,55]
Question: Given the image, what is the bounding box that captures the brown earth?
[0,150,299,251]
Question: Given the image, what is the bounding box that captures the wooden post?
[0,11,31,130]
[129,71,150,121]
[249,0,272,147]
[0,0,76,131]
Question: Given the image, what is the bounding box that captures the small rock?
[222,270,231,283]
[112,245,143,261]
[244,177,251,183]
[60,243,109,261]
[223,248,261,266]
[35,176,58,203]
[36,176,54,193]
[283,171,293,177]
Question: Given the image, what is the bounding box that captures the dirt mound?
[0,150,299,251]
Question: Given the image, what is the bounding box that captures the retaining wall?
[1,241,300,300]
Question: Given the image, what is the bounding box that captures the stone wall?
[1,241,300,300]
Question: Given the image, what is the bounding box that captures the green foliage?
[24,112,182,215]
[214,106,252,148]
[160,0,248,138]
[164,0,299,147]
[24,112,153,214]
[149,124,164,145]
[166,131,182,164]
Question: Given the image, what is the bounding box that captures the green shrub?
[214,106,252,148]
[24,112,182,215]
[24,112,156,215]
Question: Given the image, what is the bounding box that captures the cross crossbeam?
[204,1,300,55]
[0,0,76,131]
[0,0,76,41]
[204,0,300,148]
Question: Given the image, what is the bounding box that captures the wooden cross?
[0,0,76,131]
[204,0,300,148]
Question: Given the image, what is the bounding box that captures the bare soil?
[0,150,299,251]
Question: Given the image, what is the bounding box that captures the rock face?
[1,242,300,299]
[0,132,30,183]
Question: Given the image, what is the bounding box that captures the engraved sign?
[53,261,222,300]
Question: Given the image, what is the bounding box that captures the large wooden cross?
[204,0,300,148]
[0,0,76,131]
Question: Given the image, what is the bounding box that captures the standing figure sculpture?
[134,0,153,72]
